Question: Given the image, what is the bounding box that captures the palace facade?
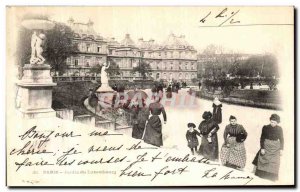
[65,19,198,82]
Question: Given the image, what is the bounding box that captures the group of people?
[185,97,284,181]
[130,96,167,147]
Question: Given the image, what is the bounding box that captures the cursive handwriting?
[199,8,240,27]
[151,165,188,181]
[56,146,81,166]
[19,126,54,147]
[15,158,54,172]
[126,141,158,150]
[202,168,218,178]
[165,154,217,165]
[78,155,127,165]
[10,141,53,156]
[88,130,123,137]
[219,170,254,185]
[88,144,123,153]
[120,166,151,178]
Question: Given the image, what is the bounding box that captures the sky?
[22,6,292,55]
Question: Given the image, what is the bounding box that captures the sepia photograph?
[5,6,295,187]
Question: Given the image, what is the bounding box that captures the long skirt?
[132,124,144,139]
[255,139,281,181]
[220,137,246,168]
[199,134,219,160]
[143,115,163,147]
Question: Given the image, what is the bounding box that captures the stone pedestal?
[17,64,57,118]
[96,83,114,92]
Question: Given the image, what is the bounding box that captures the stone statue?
[101,62,110,85]
[30,30,46,64]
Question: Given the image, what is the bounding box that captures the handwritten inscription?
[199,8,241,27]
[9,125,255,185]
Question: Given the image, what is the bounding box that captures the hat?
[270,114,280,123]
[229,115,237,120]
[202,111,212,120]
[187,123,196,128]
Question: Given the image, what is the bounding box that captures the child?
[186,123,201,155]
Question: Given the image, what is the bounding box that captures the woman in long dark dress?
[131,100,150,139]
[252,114,284,181]
[198,111,219,161]
[212,97,222,124]
[220,115,247,170]
[143,98,167,147]
[130,101,140,139]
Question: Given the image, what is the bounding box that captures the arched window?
[179,73,182,79]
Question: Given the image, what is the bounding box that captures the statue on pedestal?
[100,62,110,85]
[30,30,46,64]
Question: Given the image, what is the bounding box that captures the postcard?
[6,6,294,186]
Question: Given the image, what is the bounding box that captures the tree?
[89,64,102,75]
[45,22,79,75]
[106,58,120,76]
[131,60,151,79]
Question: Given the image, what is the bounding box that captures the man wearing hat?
[252,114,284,181]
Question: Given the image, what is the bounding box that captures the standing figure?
[151,85,158,101]
[220,116,247,170]
[212,97,222,124]
[198,81,202,90]
[100,62,110,85]
[112,84,118,91]
[130,101,140,139]
[186,123,200,155]
[131,100,150,139]
[252,114,284,181]
[166,85,172,98]
[198,111,219,160]
[143,98,167,147]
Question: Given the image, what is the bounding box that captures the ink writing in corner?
[199,7,241,27]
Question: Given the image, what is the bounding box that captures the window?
[97,46,101,52]
[96,57,102,65]
[74,59,78,66]
[109,50,112,55]
[163,73,167,79]
[86,60,90,67]
[86,44,91,52]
